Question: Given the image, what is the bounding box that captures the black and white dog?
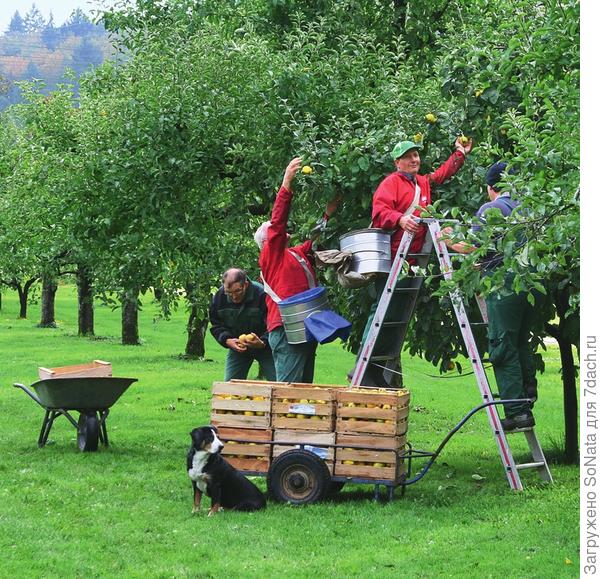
[187,426,266,515]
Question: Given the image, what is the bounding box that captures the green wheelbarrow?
[14,377,137,451]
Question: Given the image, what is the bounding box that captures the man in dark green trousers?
[443,162,540,431]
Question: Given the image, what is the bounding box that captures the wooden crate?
[216,427,272,473]
[210,381,272,429]
[271,384,337,431]
[336,388,410,436]
[229,379,287,385]
[38,360,112,380]
[273,430,335,474]
[334,433,406,482]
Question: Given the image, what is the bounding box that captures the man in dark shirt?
[209,268,276,381]
[443,162,540,432]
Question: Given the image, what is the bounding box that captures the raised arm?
[266,157,302,252]
[428,137,473,186]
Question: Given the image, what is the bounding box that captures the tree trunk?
[558,333,578,464]
[185,303,208,358]
[121,289,140,345]
[17,285,28,318]
[77,267,94,336]
[545,285,579,464]
[38,275,58,328]
[184,285,207,358]
[14,278,36,319]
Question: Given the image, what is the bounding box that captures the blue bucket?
[278,287,329,344]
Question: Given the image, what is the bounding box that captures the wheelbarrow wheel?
[77,413,99,452]
[267,449,331,505]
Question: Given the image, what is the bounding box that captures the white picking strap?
[260,250,317,304]
[289,250,317,288]
[261,277,281,304]
[405,181,421,217]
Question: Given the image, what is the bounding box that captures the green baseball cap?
[391,140,422,160]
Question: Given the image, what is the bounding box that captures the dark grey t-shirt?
[472,194,519,270]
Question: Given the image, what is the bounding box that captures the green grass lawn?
[0,286,579,578]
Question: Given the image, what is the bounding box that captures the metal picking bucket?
[278,287,329,344]
[339,228,392,274]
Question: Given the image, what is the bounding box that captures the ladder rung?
[515,461,546,470]
[469,322,488,326]
[504,426,534,433]
[382,321,408,327]
[393,287,420,293]
[407,252,431,257]
[369,355,398,362]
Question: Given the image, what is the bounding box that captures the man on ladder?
[349,154,552,488]
[442,161,542,431]
[354,135,473,387]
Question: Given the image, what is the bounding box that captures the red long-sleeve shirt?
[259,186,316,332]
[372,151,466,256]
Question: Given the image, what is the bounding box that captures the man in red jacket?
[357,136,473,386]
[373,136,472,255]
[256,157,339,383]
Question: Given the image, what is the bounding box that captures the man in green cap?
[373,136,472,253]
[354,136,471,387]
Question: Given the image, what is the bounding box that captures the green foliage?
[0,83,82,291]
[427,0,580,355]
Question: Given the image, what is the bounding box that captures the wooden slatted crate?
[210,381,272,429]
[336,388,410,436]
[271,383,337,431]
[334,433,406,482]
[217,427,272,473]
[38,360,112,380]
[273,430,335,474]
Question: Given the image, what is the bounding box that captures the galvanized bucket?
[339,228,392,274]
[278,287,329,344]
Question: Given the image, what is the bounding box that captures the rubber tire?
[77,413,99,452]
[267,449,331,505]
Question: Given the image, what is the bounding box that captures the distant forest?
[0,4,113,109]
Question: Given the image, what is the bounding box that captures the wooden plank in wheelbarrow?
[38,360,112,380]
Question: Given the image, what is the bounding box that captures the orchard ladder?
[350,217,552,490]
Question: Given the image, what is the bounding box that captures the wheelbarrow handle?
[13,382,44,407]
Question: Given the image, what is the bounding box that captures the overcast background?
[0,0,107,33]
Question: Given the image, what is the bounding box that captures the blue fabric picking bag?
[304,310,352,344]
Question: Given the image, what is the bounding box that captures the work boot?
[525,381,538,405]
[501,412,535,432]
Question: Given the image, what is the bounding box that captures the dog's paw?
[191,507,201,515]
[207,506,222,517]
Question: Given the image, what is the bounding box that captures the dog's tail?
[233,498,266,512]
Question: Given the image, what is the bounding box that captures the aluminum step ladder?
[351,217,552,490]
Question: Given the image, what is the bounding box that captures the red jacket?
[372,151,465,256]
[259,186,316,332]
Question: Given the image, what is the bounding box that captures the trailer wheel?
[77,412,99,452]
[268,450,331,505]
